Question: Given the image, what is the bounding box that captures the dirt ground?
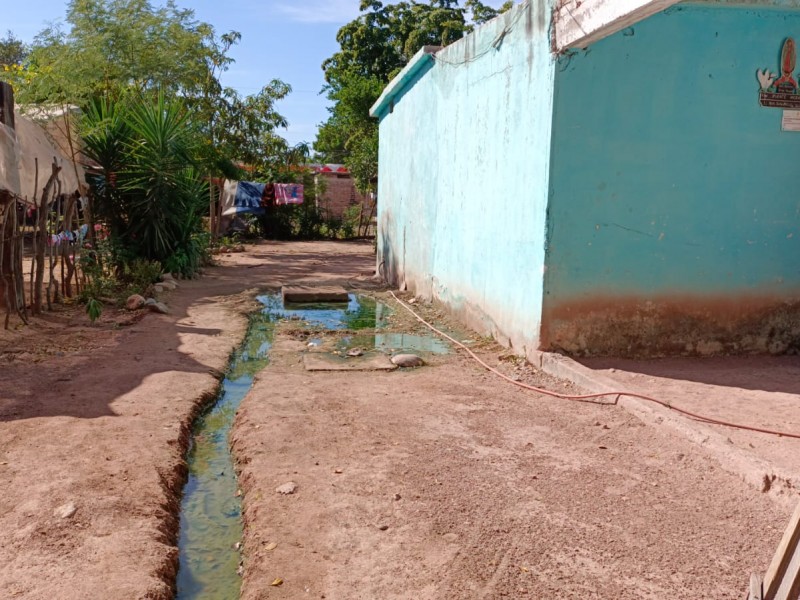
[232,297,795,599]
[579,356,800,480]
[0,241,375,599]
[0,240,797,599]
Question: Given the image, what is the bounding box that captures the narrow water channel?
[175,293,387,599]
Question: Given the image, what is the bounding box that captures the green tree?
[0,0,300,241]
[0,31,28,67]
[215,80,293,173]
[0,0,294,167]
[466,0,514,25]
[12,0,225,104]
[316,0,511,194]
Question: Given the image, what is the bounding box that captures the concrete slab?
[304,353,398,372]
[282,285,349,303]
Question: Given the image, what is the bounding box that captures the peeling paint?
[375,0,557,355]
[378,1,800,358]
[546,4,800,356]
[542,293,800,356]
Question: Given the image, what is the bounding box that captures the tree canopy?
[0,0,306,306]
[0,0,295,177]
[315,0,512,192]
[0,31,28,67]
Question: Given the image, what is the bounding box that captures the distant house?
[371,0,800,357]
[311,164,374,223]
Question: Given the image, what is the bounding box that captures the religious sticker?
[758,38,800,108]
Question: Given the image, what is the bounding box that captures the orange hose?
[389,292,800,441]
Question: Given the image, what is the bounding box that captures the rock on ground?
[126,294,146,311]
[391,353,425,368]
[147,301,170,315]
[54,502,77,519]
[275,482,298,495]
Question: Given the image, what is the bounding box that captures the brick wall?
[316,173,370,220]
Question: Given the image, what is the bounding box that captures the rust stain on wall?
[542,293,800,357]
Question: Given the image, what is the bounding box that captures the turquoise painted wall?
[545,4,800,353]
[375,0,556,354]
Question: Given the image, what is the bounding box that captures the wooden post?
[750,573,764,600]
[0,82,15,130]
[0,83,17,318]
[763,500,800,600]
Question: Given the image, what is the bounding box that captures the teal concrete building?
[371,0,800,357]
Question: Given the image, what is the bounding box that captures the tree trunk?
[0,82,26,323]
[209,182,217,242]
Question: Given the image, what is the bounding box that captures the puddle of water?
[336,332,450,355]
[259,293,390,330]
[175,294,389,599]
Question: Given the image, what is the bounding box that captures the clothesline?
[47,223,89,247]
[221,180,305,216]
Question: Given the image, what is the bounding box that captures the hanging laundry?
[45,223,92,247]
[221,180,266,216]
[274,183,304,206]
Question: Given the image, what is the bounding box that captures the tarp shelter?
[15,110,84,202]
[0,119,20,198]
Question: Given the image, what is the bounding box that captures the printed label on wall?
[781,110,800,131]
[758,38,800,109]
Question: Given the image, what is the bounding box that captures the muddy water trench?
[175,293,450,598]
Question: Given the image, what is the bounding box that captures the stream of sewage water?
[175,293,450,599]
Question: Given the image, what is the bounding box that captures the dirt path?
[233,298,794,600]
[2,240,795,599]
[578,356,800,481]
[0,241,375,599]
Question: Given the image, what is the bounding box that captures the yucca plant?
[123,92,202,261]
[81,95,133,241]
[81,92,208,276]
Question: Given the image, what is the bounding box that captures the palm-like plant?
[81,95,132,237]
[123,92,204,261]
[81,92,208,275]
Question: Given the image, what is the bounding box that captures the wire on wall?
[432,0,532,67]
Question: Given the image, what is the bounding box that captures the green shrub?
[121,259,162,289]
[341,205,362,238]
[81,93,208,279]
[86,298,103,323]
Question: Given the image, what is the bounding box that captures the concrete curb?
[531,350,800,508]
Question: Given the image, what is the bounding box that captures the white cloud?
[273,0,362,24]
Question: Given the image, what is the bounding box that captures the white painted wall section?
[554,0,681,50]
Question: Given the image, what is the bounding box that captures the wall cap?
[369,46,441,120]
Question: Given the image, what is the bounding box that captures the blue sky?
[5,0,504,146]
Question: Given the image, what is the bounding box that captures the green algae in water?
[336,332,450,355]
[259,293,390,330]
[176,313,274,600]
[176,294,384,599]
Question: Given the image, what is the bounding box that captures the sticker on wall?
[781,110,800,131]
[758,38,800,108]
